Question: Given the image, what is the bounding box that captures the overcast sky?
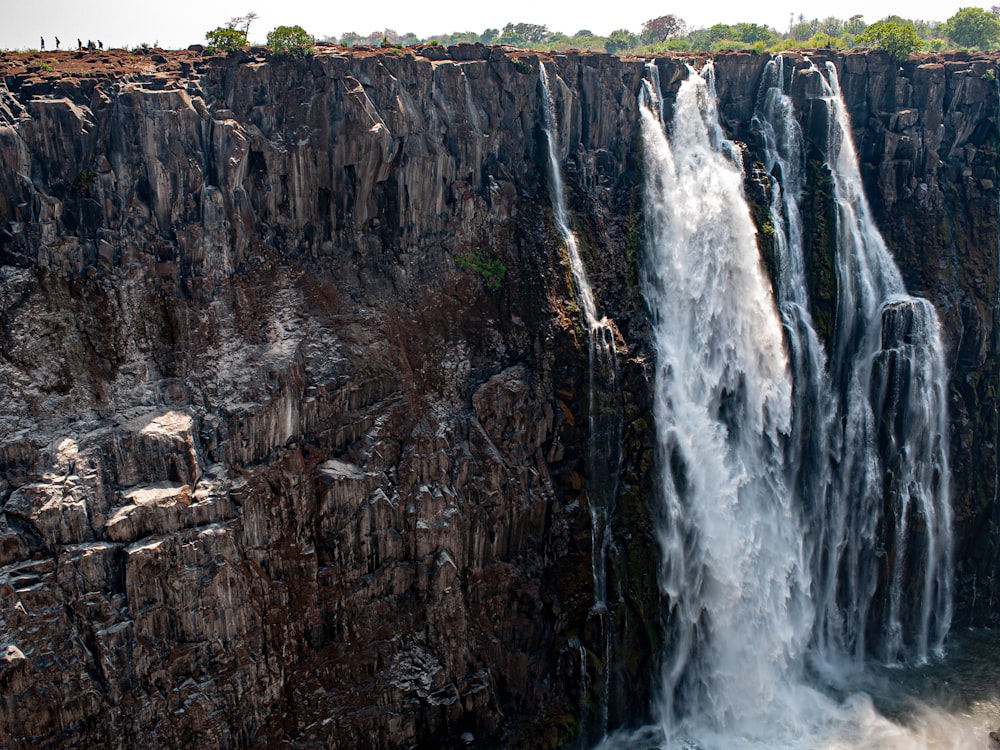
[1,0,990,50]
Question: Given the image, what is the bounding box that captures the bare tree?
[229,12,258,36]
[641,14,686,43]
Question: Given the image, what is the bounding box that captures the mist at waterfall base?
[588,59,998,750]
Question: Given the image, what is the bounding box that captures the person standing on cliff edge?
[55,37,60,49]
[40,37,44,50]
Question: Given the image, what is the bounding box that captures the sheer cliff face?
[0,45,652,748]
[0,45,997,748]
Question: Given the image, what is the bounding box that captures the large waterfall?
[637,60,813,745]
[601,56,961,749]
[751,58,952,668]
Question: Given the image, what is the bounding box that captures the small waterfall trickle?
[539,62,623,741]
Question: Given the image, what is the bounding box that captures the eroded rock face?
[0,45,998,748]
[0,45,658,748]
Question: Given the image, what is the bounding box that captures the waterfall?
[621,55,956,750]
[539,62,623,739]
[638,61,814,742]
[812,61,953,665]
[751,60,837,622]
[752,56,953,665]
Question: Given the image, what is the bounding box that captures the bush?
[266,25,314,56]
[605,28,638,54]
[205,26,248,52]
[710,38,751,52]
[457,251,506,292]
[804,32,843,48]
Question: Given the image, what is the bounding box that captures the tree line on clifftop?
[202,8,1000,61]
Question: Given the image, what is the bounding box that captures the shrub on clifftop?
[205,26,248,52]
[854,20,921,59]
[266,25,315,56]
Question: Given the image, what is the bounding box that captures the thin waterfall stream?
[539,62,624,741]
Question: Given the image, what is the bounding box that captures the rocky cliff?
[0,44,997,748]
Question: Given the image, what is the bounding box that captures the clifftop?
[4,43,999,90]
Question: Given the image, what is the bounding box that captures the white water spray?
[812,61,953,665]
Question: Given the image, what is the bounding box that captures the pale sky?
[0,0,990,50]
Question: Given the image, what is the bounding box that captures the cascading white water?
[751,57,953,666]
[751,60,837,622]
[812,61,953,665]
[638,62,817,744]
[539,62,623,738]
[606,56,961,750]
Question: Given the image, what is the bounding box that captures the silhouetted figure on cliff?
[98,40,103,49]
[77,38,82,50]
[55,37,60,49]
[40,37,44,51]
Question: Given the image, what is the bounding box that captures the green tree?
[500,22,549,44]
[497,28,525,45]
[708,23,737,42]
[818,17,844,35]
[606,28,638,53]
[855,20,921,58]
[882,15,935,39]
[641,14,686,43]
[687,28,712,49]
[945,7,1000,48]
[790,20,818,41]
[205,26,248,52]
[733,23,777,43]
[266,25,314,55]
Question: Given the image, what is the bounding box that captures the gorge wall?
[0,43,997,748]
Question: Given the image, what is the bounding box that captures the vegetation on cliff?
[265,24,314,56]
[205,13,257,52]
